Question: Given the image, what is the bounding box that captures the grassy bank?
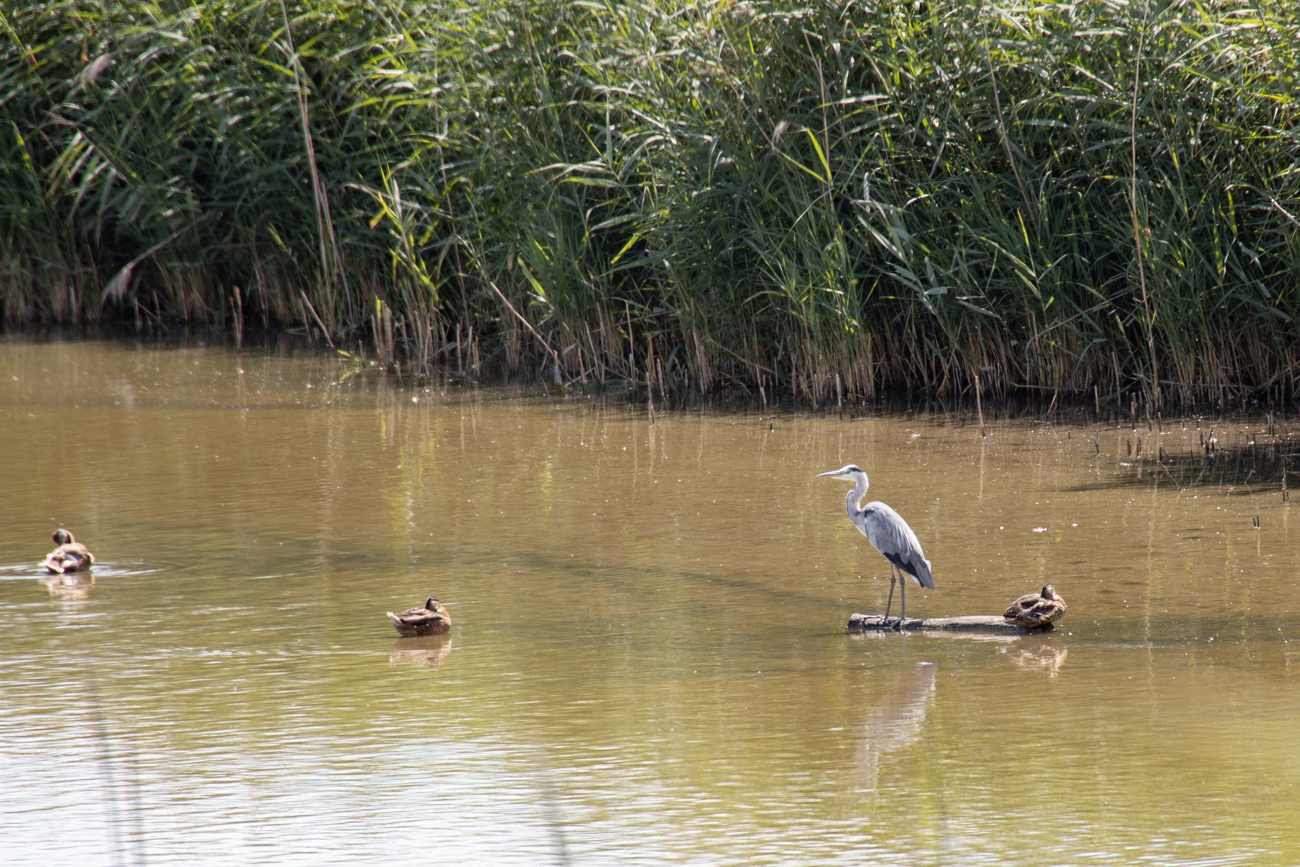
[3,0,1299,407]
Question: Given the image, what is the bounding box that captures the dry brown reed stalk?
[279,0,345,323]
[301,291,336,351]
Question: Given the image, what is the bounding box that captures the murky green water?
[2,337,1298,866]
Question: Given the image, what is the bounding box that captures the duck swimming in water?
[1003,584,1067,629]
[40,529,95,574]
[387,597,452,637]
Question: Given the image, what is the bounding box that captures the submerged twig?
[1155,460,1184,491]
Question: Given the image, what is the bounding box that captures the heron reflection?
[854,660,937,787]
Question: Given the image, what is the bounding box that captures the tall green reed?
[2,0,1298,408]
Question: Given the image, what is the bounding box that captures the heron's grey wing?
[862,502,934,589]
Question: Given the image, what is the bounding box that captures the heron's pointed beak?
[816,469,842,478]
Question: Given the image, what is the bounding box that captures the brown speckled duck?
[1003,584,1067,629]
[387,597,452,637]
[40,529,95,574]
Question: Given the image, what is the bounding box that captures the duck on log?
[1003,584,1067,629]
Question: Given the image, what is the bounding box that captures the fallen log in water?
[847,613,1057,635]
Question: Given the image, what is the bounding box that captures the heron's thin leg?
[899,578,907,625]
[883,567,896,622]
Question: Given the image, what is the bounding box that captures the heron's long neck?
[844,473,869,520]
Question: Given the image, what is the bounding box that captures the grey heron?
[817,464,933,625]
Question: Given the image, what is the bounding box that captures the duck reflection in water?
[999,639,1069,677]
[854,659,937,788]
[40,571,95,602]
[390,635,454,669]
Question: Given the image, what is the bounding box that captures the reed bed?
[3,0,1299,408]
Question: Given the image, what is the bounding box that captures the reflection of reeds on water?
[999,641,1069,678]
[1077,419,1298,502]
[40,571,95,601]
[390,635,454,669]
[1159,423,1297,489]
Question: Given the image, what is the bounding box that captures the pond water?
[1,337,1298,866]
